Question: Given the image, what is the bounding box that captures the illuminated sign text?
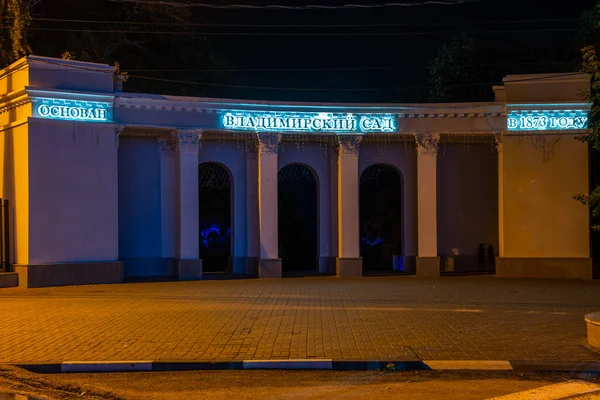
[33,98,112,123]
[507,110,588,131]
[220,111,396,134]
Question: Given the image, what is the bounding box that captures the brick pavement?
[0,276,599,363]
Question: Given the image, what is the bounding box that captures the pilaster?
[335,135,363,278]
[257,133,282,278]
[176,129,203,280]
[415,132,440,277]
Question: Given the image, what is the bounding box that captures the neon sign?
[220,111,396,134]
[33,98,112,123]
[507,110,588,131]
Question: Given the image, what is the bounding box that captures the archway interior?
[278,164,318,274]
[360,164,403,273]
[198,162,232,273]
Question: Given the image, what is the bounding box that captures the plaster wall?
[118,135,163,277]
[0,124,28,265]
[499,135,589,258]
[27,119,118,264]
[437,143,499,258]
[359,141,418,257]
[198,140,247,258]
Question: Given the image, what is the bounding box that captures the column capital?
[176,129,202,152]
[414,132,440,156]
[157,136,177,152]
[493,133,504,153]
[257,132,281,154]
[115,125,126,151]
[336,135,363,157]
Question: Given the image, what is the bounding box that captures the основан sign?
[220,111,397,134]
[33,98,112,123]
[507,110,588,131]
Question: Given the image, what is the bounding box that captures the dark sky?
[188,0,597,103]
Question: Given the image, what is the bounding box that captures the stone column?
[176,130,203,280]
[257,133,282,278]
[157,136,177,261]
[335,135,363,277]
[415,132,440,277]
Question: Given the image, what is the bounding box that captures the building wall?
[437,143,499,259]
[359,141,418,257]
[27,119,119,264]
[499,135,589,258]
[118,135,163,277]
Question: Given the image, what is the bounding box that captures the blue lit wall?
[507,110,588,131]
[118,136,164,278]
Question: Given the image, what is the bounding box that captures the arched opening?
[198,162,232,273]
[278,163,318,276]
[359,164,403,274]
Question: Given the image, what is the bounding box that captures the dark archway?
[198,162,232,273]
[278,163,318,275]
[359,164,403,273]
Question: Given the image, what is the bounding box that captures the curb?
[11,360,600,374]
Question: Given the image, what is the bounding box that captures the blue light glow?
[220,110,397,134]
[362,237,384,246]
[507,110,588,131]
[32,97,113,123]
[200,223,231,248]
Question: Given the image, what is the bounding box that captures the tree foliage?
[0,0,221,96]
[0,0,32,67]
[575,3,600,231]
[428,33,487,103]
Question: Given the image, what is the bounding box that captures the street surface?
[1,366,600,400]
[0,276,599,363]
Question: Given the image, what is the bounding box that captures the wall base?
[416,257,440,278]
[259,258,282,278]
[0,272,18,288]
[177,259,203,281]
[14,262,123,288]
[495,257,593,279]
[232,257,258,275]
[121,258,176,279]
[336,257,362,278]
[586,312,600,349]
[318,257,335,274]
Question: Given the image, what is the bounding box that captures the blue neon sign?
[33,98,112,123]
[507,110,588,131]
[220,111,396,134]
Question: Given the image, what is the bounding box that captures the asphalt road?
[1,366,599,400]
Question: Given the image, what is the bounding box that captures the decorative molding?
[336,135,363,156]
[414,132,440,155]
[176,129,202,152]
[0,98,31,115]
[156,136,177,152]
[115,126,126,151]
[493,133,504,153]
[257,132,281,154]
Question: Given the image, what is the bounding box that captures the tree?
[575,3,600,231]
[0,0,223,97]
[428,33,487,103]
[0,0,32,67]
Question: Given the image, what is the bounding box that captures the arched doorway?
[359,164,403,274]
[198,162,232,273]
[278,163,318,275]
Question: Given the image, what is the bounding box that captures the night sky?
[182,0,597,102]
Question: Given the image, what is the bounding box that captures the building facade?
[0,56,594,288]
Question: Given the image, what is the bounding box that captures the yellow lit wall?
[499,135,589,258]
